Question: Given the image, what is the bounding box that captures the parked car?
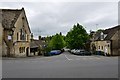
[70,49,77,54]
[61,49,65,53]
[48,50,61,55]
[83,51,91,55]
[63,48,70,52]
[71,49,91,56]
[94,51,105,56]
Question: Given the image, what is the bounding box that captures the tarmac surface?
[2,52,118,78]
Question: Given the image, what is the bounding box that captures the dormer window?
[100,32,104,40]
[104,34,107,39]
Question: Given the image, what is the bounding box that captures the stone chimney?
[38,36,41,40]
[31,33,33,41]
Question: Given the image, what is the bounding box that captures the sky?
[0,1,118,39]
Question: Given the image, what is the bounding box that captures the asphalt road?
[2,52,118,78]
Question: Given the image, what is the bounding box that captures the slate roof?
[103,25,120,40]
[94,31,101,41]
[2,8,22,29]
[30,39,46,48]
[93,25,120,41]
[1,8,31,33]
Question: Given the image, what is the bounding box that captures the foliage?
[65,23,89,49]
[48,33,66,50]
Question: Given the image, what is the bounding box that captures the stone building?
[1,8,31,57]
[30,34,46,56]
[90,25,120,56]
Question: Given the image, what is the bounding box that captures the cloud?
[0,2,118,38]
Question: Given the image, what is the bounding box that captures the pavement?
[2,52,118,78]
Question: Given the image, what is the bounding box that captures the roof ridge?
[105,25,120,31]
[2,8,22,11]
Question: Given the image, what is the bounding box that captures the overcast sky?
[0,1,118,39]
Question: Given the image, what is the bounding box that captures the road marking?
[64,55,73,60]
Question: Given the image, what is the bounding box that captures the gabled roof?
[1,8,31,33]
[2,8,22,29]
[103,25,120,40]
[93,25,120,41]
[30,39,46,48]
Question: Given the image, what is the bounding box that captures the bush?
[44,46,52,56]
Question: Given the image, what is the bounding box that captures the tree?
[66,23,89,49]
[60,32,62,36]
[48,33,66,50]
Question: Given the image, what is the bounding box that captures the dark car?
[48,50,61,55]
[84,51,91,55]
[94,51,105,56]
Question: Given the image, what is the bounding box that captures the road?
[2,52,118,78]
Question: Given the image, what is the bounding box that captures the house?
[90,25,120,56]
[1,8,31,57]
[30,34,46,56]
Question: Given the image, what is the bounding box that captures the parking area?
[2,52,118,78]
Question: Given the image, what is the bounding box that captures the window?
[20,28,26,40]
[19,47,25,53]
[102,46,103,50]
[99,46,100,49]
[17,33,19,40]
[24,47,25,52]
[27,35,29,41]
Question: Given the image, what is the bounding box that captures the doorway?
[26,47,29,57]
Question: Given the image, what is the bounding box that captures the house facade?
[30,35,46,56]
[2,8,31,57]
[90,25,120,56]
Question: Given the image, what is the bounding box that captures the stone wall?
[12,10,31,57]
[0,23,2,57]
[91,40,111,55]
[111,30,119,56]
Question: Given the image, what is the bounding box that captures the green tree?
[66,23,89,49]
[48,33,66,50]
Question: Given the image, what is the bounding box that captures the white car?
[64,48,70,52]
[71,49,77,53]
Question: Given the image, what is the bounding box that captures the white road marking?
[64,55,73,60]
